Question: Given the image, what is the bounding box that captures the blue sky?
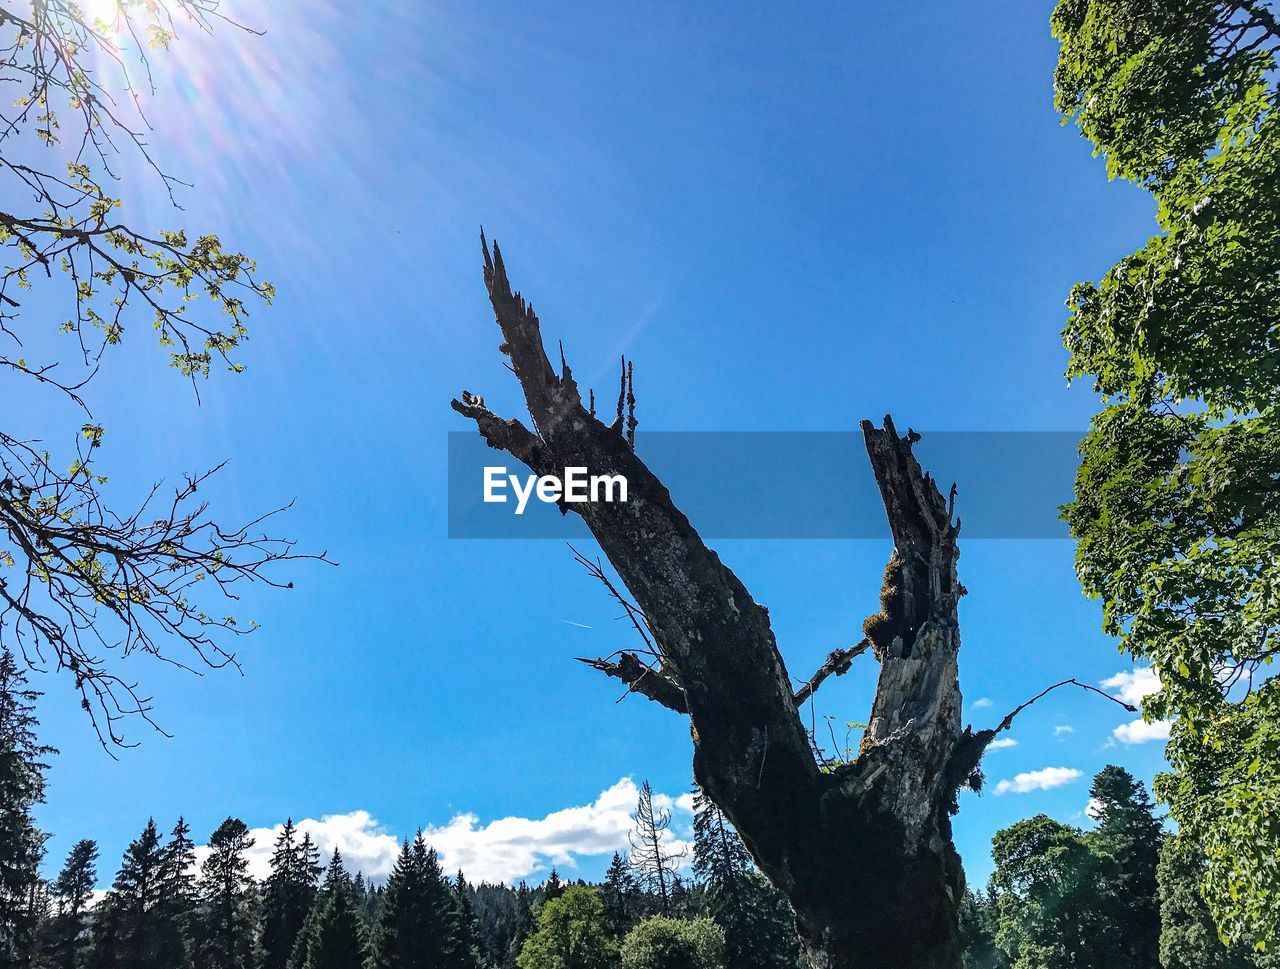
[19,1,1172,889]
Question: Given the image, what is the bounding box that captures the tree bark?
[452,238,992,969]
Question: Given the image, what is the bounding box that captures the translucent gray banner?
[447,431,1080,539]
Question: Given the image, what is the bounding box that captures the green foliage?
[991,814,1106,968]
[516,886,619,969]
[1158,835,1261,969]
[1084,766,1162,965]
[960,891,1007,969]
[1053,0,1280,949]
[506,881,537,967]
[453,872,486,969]
[0,0,315,751]
[985,767,1163,969]
[620,916,724,969]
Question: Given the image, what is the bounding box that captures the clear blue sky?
[24,0,1170,889]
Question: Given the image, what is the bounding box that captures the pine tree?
[0,650,54,966]
[451,873,483,969]
[51,840,97,918]
[368,834,461,969]
[261,821,321,969]
[194,818,259,969]
[601,853,638,939]
[627,782,684,918]
[87,819,188,969]
[300,852,367,969]
[1084,766,1163,968]
[505,882,535,969]
[691,791,797,969]
[541,869,564,905]
[43,839,98,969]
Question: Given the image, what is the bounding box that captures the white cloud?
[195,778,692,887]
[1102,667,1161,707]
[971,697,993,709]
[1112,718,1173,746]
[993,767,1083,796]
[418,777,691,884]
[987,738,1017,750]
[1053,725,1074,737]
[1101,667,1170,746]
[1085,798,1104,820]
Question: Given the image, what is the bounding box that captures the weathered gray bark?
[452,238,995,969]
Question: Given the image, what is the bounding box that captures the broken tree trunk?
[452,237,992,969]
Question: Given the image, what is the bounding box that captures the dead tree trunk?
[452,238,996,969]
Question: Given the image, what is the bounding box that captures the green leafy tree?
[516,886,618,969]
[1053,0,1280,949]
[989,815,1105,969]
[194,818,259,969]
[0,0,323,750]
[367,835,461,969]
[261,822,321,969]
[0,649,53,965]
[299,853,366,969]
[1157,834,1265,969]
[620,916,724,969]
[691,792,798,969]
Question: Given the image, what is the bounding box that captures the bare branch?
[576,652,688,714]
[792,639,874,707]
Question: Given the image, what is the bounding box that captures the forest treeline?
[0,650,1268,969]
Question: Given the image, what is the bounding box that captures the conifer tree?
[44,839,98,969]
[1083,766,1163,967]
[541,870,564,905]
[161,818,199,912]
[87,819,188,969]
[299,852,367,969]
[505,882,535,969]
[195,818,260,969]
[0,649,54,965]
[51,840,98,918]
[601,853,638,939]
[368,834,460,969]
[261,822,321,969]
[451,873,483,969]
[691,792,798,969]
